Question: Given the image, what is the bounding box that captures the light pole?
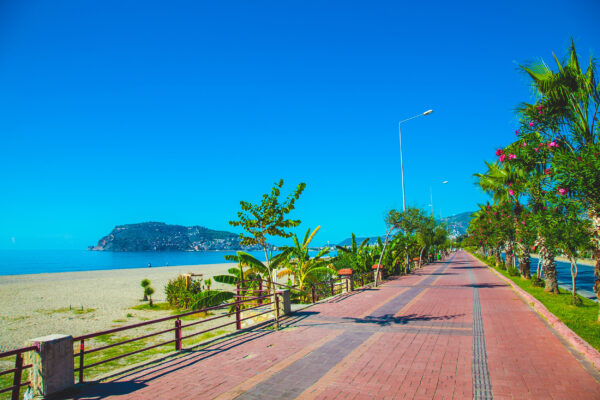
[398,109,433,273]
[429,180,448,218]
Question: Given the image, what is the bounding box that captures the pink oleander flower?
[508,154,516,160]
[534,147,539,152]
[522,221,526,225]
[549,141,559,148]
[558,188,568,196]
[499,154,506,162]
[544,168,551,175]
[521,142,527,147]
[515,130,520,135]
[496,148,504,156]
[509,189,515,196]
[529,121,534,127]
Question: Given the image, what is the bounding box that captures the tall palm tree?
[518,41,600,303]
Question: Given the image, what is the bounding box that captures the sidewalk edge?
[471,254,600,372]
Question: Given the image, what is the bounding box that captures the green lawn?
[471,252,600,352]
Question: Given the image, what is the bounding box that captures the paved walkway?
[70,251,600,399]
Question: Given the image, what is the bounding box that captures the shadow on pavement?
[64,382,146,400]
[340,313,466,327]
[67,327,279,399]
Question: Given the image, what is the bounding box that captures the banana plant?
[277,226,336,294]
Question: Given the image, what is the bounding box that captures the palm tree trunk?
[493,247,502,268]
[505,241,514,270]
[517,242,531,279]
[539,238,559,294]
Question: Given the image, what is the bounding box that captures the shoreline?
[530,254,596,267]
[0,263,238,350]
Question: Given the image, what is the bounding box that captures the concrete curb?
[470,254,600,372]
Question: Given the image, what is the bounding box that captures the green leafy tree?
[374,209,403,285]
[229,179,305,282]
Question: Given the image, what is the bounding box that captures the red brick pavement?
[69,251,600,399]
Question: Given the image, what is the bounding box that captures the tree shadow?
[464,283,505,289]
[64,382,146,400]
[340,313,466,328]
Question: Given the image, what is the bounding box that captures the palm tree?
[277,226,335,295]
[335,234,372,272]
[518,40,600,302]
[475,162,522,273]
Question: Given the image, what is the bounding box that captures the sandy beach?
[0,263,236,350]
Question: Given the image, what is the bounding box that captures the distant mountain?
[92,222,258,252]
[440,211,473,236]
[336,236,382,247]
[335,211,474,246]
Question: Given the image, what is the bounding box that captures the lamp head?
[424,109,434,115]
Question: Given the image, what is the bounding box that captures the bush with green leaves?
[164,276,233,310]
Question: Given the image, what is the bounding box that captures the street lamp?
[398,109,433,273]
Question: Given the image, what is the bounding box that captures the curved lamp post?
[398,109,434,274]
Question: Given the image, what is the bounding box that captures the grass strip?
[470,252,600,352]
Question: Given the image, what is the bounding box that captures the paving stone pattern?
[468,264,493,400]
[70,251,600,400]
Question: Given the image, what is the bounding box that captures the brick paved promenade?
[70,251,600,399]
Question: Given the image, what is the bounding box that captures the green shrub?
[165,276,202,309]
[507,266,520,277]
[141,278,151,300]
[531,275,545,288]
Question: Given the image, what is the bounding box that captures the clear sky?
[1,0,599,249]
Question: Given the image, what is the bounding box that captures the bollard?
[311,285,316,303]
[337,269,353,293]
[26,334,74,398]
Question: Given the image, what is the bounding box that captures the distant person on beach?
[148,262,151,268]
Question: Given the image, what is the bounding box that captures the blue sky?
[1,0,599,249]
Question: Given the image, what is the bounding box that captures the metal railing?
[72,293,278,383]
[0,269,383,397]
[0,345,38,400]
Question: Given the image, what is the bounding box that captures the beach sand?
[0,263,237,350]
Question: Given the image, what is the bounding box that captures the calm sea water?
[0,249,270,276]
[502,255,597,300]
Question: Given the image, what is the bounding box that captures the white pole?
[399,122,406,212]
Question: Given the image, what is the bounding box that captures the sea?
[0,249,271,276]
[0,250,595,301]
[504,256,597,301]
